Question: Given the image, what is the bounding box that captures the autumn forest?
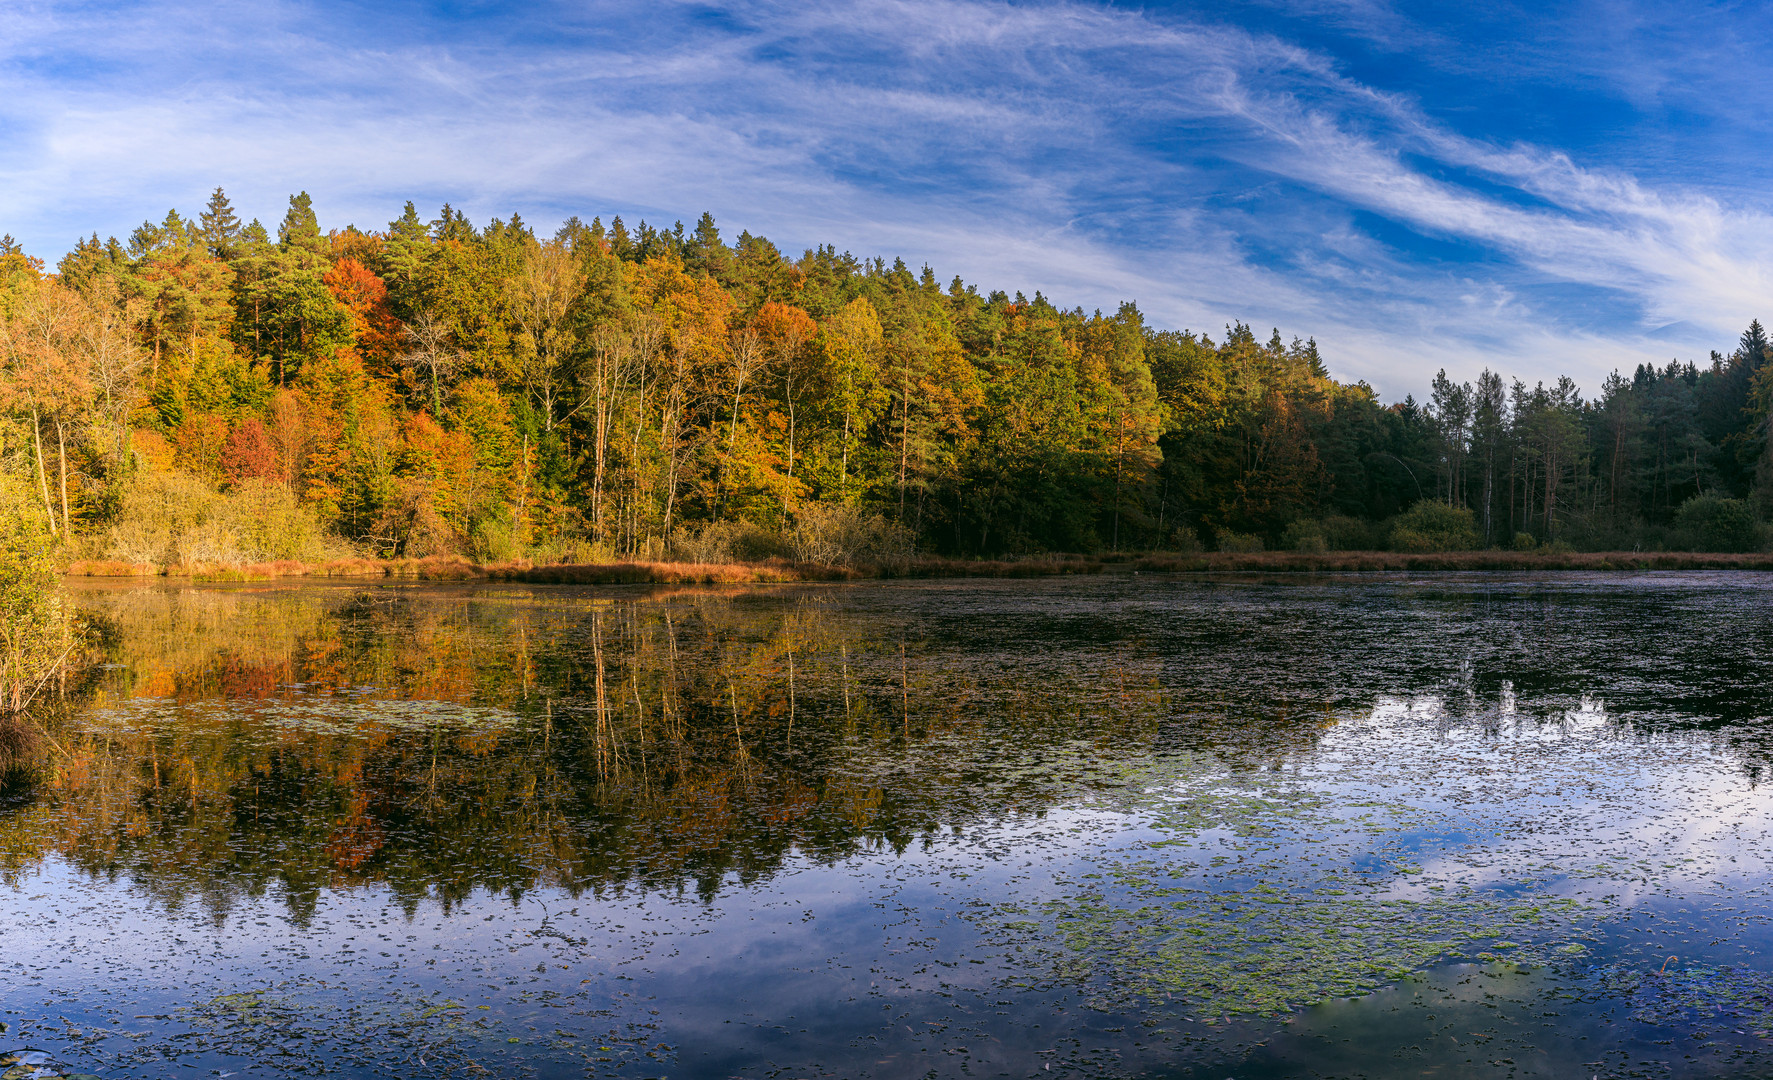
[5,187,1773,569]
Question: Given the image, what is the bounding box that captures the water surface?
[4,572,1773,1078]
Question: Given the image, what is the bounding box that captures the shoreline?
[56,548,1773,584]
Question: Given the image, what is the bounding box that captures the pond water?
[4,572,1773,1079]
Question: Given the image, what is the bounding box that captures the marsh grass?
[60,551,1115,582]
[0,715,38,779]
[1134,550,1773,572]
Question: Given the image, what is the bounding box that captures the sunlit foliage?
[8,195,1773,561]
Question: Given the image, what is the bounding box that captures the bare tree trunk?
[840,378,851,497]
[898,361,910,520]
[1111,410,1127,553]
[31,408,55,536]
[1481,458,1493,545]
[1543,453,1556,538]
[56,419,70,536]
[784,373,797,484]
[662,399,681,540]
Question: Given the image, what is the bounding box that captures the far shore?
[55,549,1773,584]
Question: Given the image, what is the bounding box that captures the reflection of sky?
[9,685,1773,1076]
[0,809,1133,1079]
[1328,691,1773,911]
[17,575,1773,1073]
[7,2,1773,394]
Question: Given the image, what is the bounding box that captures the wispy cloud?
[1,0,1767,396]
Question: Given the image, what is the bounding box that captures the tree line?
[3,188,1772,561]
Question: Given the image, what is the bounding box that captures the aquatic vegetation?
[1596,964,1773,1040]
[978,757,1596,1017]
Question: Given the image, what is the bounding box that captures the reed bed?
[1133,550,1773,573]
[64,548,1773,584]
[61,553,1111,583]
[0,715,38,776]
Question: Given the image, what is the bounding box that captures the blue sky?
[3,0,1770,398]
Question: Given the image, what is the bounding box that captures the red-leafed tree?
[221,417,283,486]
[323,258,402,370]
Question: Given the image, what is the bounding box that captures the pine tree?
[198,187,243,259]
[685,211,730,280]
[279,192,323,251]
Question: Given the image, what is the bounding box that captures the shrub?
[105,471,326,567]
[106,471,219,566]
[1512,531,1537,551]
[1675,495,1760,553]
[671,519,793,563]
[469,513,523,563]
[1319,515,1379,551]
[0,473,77,714]
[1280,519,1327,553]
[1165,526,1206,554]
[789,503,914,568]
[371,479,461,558]
[1215,528,1264,553]
[216,480,326,561]
[1388,502,1480,552]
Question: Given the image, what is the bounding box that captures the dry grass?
[1132,550,1773,573]
[0,715,37,774]
[70,548,1773,585]
[65,559,158,577]
[502,559,860,585]
[871,555,1108,578]
[61,552,1111,584]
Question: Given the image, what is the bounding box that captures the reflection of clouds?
[1357,688,1613,742]
[1321,688,1773,907]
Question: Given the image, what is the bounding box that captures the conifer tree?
[198,187,243,259]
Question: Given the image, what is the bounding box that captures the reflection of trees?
[1,585,1218,917]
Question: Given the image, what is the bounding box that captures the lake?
[4,572,1773,1079]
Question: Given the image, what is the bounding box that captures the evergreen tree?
[278,192,323,252]
[198,187,243,259]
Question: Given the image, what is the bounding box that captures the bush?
[469,512,523,563]
[0,473,77,713]
[1214,528,1264,553]
[1165,526,1206,554]
[1674,495,1760,553]
[1280,519,1327,553]
[216,480,325,561]
[107,471,218,565]
[671,519,792,563]
[1283,515,1379,552]
[789,503,914,568]
[105,471,327,567]
[1320,515,1379,551]
[1512,531,1537,551]
[371,479,462,558]
[1388,502,1480,552]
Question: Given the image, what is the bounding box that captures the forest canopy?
[4,189,1773,565]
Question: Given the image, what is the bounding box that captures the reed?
[1131,550,1773,573]
[0,714,38,776]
